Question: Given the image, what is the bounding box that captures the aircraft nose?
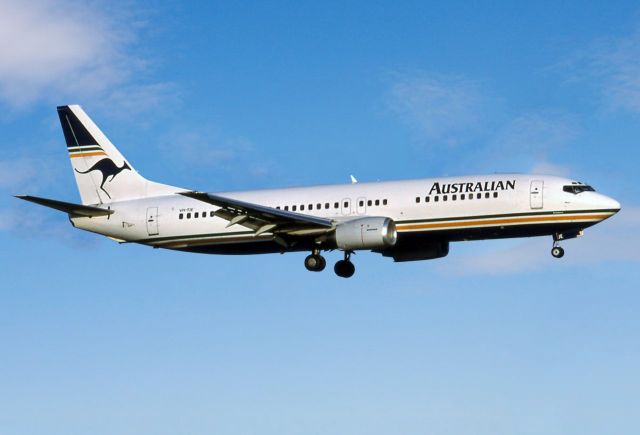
[601,195,621,213]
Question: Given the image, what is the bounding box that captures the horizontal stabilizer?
[15,195,113,217]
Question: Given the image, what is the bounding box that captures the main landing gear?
[334,251,355,278]
[551,234,565,258]
[303,249,356,278]
[304,248,326,272]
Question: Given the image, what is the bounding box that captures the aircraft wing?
[179,191,335,238]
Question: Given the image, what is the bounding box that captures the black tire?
[334,260,355,278]
[305,254,326,272]
[343,261,355,277]
[551,246,565,258]
[317,255,326,271]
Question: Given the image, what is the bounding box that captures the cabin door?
[146,207,159,236]
[530,180,544,209]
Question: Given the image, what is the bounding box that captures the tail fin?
[57,105,180,204]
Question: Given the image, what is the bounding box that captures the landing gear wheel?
[551,246,565,258]
[305,254,326,272]
[334,259,355,278]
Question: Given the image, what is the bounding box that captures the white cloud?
[490,111,578,157]
[385,72,577,174]
[0,0,169,112]
[101,82,181,120]
[387,73,487,147]
[0,158,39,189]
[437,206,639,276]
[564,28,640,113]
[472,110,580,172]
[0,156,68,194]
[0,201,97,247]
[155,126,276,182]
[161,129,253,168]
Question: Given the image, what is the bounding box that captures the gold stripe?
[70,151,107,158]
[396,213,611,231]
[153,213,613,247]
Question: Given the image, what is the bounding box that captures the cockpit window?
[563,185,595,194]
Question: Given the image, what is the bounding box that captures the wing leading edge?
[179,191,335,239]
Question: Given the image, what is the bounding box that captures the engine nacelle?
[333,217,397,250]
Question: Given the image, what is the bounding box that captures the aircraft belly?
[396,221,595,243]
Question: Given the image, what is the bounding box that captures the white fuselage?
[70,173,620,255]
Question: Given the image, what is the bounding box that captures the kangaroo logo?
[75,158,131,199]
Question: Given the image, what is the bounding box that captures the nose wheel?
[334,251,355,278]
[551,246,565,258]
[551,235,565,258]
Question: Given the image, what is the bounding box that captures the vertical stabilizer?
[57,105,180,204]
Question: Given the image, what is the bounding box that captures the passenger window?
[276,206,281,210]
[308,204,313,210]
[360,200,365,206]
[317,203,321,209]
[477,193,481,199]
[415,197,420,203]
[443,195,448,201]
[343,201,348,208]
[300,205,305,211]
[187,213,191,218]
[325,203,329,209]
[367,200,372,206]
[461,194,465,200]
[194,212,199,218]
[383,199,387,205]
[452,194,457,201]
[210,211,215,217]
[284,206,289,211]
[485,192,490,199]
[292,205,297,211]
[493,192,498,198]
[179,213,183,219]
[469,194,473,200]
[434,196,439,202]
[334,202,339,209]
[375,199,380,206]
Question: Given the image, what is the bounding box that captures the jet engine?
[333,217,397,250]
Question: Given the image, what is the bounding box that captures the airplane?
[16,105,621,278]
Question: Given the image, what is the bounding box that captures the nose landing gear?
[551,245,565,258]
[334,251,355,278]
[551,233,565,258]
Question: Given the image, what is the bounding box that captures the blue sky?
[1,1,639,434]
